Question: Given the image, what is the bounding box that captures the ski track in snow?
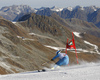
[0,62,100,80]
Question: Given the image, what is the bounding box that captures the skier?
[51,50,69,69]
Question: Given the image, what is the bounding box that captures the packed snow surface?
[0,62,100,80]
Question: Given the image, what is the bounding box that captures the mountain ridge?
[0,5,100,29]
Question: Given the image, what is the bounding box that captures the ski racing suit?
[51,50,69,69]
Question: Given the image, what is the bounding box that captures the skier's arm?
[51,53,60,61]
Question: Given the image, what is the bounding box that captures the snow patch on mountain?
[34,7,47,12]
[67,7,73,11]
[44,45,65,50]
[84,41,100,54]
[17,36,34,41]
[89,6,99,11]
[12,22,16,24]
[51,6,63,12]
[73,32,82,38]
[44,45,94,54]
[73,32,100,54]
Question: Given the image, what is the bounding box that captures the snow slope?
[0,62,100,80]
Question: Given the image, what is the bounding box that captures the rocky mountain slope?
[18,13,100,50]
[0,17,57,74]
[50,13,100,38]
[88,9,100,28]
[0,5,35,21]
[36,5,100,28]
[18,13,86,48]
[0,12,100,75]
[18,13,100,54]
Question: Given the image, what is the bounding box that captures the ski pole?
[42,61,51,66]
[42,59,56,66]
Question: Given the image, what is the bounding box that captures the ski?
[38,69,46,72]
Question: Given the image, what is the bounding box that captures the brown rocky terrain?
[0,13,100,75]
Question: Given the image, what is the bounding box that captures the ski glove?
[51,59,54,61]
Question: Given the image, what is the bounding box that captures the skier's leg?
[51,59,64,70]
[51,64,59,70]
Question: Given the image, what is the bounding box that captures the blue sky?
[0,0,100,8]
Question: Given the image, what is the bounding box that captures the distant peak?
[51,6,63,12]
[67,6,73,11]
[74,5,84,10]
[51,6,58,9]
